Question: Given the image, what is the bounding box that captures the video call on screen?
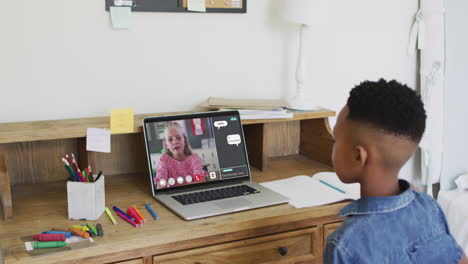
[145,114,249,190]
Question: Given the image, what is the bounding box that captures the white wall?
[441,0,468,190]
[1,0,420,179]
[1,0,417,124]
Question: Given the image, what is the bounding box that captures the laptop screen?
[143,111,250,195]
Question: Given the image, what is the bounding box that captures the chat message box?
[227,134,241,146]
[214,121,228,130]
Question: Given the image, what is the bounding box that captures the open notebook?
[260,172,360,208]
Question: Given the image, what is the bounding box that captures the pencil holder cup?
[67,176,105,220]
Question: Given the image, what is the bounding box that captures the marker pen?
[113,206,134,221]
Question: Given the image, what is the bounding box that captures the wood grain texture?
[299,119,334,167]
[6,139,78,185]
[0,110,335,144]
[1,157,344,264]
[112,258,145,264]
[153,227,320,264]
[0,144,13,220]
[243,123,267,171]
[267,121,300,158]
[323,222,343,242]
[78,133,148,176]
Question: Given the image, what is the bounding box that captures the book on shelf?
[200,97,289,110]
[200,97,294,120]
[219,108,293,120]
[200,97,324,112]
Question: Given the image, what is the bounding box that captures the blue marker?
[112,206,135,221]
[145,203,159,220]
[42,231,71,238]
[319,180,346,194]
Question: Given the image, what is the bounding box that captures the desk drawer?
[323,221,343,242]
[154,227,320,264]
[112,258,144,264]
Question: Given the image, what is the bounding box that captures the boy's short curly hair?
[346,79,426,143]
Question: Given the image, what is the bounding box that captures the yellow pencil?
[105,207,117,225]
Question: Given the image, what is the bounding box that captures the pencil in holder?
[67,175,105,220]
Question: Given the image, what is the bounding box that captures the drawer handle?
[278,247,288,256]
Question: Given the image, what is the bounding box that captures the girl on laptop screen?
[155,122,207,188]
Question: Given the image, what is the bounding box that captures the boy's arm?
[324,240,353,264]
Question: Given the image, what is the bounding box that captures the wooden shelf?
[0,109,335,144]
[1,156,340,264]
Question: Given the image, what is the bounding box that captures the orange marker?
[68,228,90,239]
[132,206,145,222]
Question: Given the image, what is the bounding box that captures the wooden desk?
[0,109,345,263]
[0,110,335,221]
[2,157,346,264]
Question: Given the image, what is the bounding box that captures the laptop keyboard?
[172,185,261,205]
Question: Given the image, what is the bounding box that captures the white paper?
[188,0,206,12]
[110,6,131,29]
[260,172,360,208]
[86,128,111,153]
[219,108,294,120]
[114,0,133,6]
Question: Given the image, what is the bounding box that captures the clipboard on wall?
[105,0,247,13]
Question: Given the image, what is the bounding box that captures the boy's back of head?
[333,79,427,187]
[346,78,426,143]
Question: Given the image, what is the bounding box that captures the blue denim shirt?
[324,180,463,264]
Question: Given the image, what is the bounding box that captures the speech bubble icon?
[214,120,228,130]
[227,134,241,146]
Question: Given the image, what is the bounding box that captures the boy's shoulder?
[329,189,445,244]
[325,185,462,263]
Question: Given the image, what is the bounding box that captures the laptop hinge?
[157,179,249,196]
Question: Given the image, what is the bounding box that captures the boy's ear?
[354,145,368,167]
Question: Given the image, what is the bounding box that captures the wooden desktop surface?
[1,156,346,264]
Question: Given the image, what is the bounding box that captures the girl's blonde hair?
[163,122,192,156]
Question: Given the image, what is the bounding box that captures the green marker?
[86,223,98,236]
[33,241,67,249]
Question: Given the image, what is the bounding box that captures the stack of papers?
[200,97,294,120]
[260,172,360,208]
[221,109,293,120]
[201,97,289,110]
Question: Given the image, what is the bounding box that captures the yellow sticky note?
[110,108,134,134]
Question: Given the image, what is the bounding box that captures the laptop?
[142,110,289,220]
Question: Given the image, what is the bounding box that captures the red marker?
[127,207,143,225]
[33,234,66,242]
[132,206,146,223]
[116,211,139,228]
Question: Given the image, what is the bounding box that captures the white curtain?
[408,0,445,196]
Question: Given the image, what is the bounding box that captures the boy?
[324,79,468,263]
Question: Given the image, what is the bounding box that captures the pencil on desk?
[319,180,346,194]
